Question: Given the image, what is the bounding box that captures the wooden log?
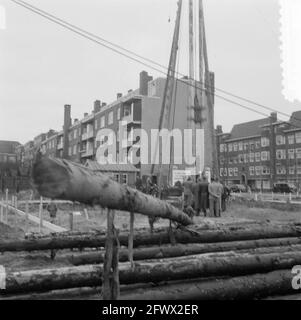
[103,209,119,300]
[32,157,192,226]
[1,224,301,252]
[70,237,301,265]
[120,269,301,300]
[3,250,301,294]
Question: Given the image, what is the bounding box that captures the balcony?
[82,148,94,158]
[57,141,64,150]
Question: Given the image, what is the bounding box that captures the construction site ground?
[1,200,301,273]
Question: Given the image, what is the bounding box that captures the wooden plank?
[0,201,67,233]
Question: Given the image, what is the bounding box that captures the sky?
[0,0,300,144]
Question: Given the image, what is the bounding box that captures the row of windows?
[276,148,301,160]
[220,138,269,153]
[221,151,270,165]
[220,132,301,153]
[220,165,301,177]
[275,166,301,175]
[277,133,301,145]
[0,155,17,163]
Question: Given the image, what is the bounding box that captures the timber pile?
[3,156,297,299]
[1,223,301,252]
[1,221,301,299]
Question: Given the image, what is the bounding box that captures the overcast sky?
[1,0,300,144]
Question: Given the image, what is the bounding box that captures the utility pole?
[199,0,218,177]
[188,0,196,172]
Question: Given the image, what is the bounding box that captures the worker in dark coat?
[183,176,193,207]
[199,175,209,217]
[192,177,201,216]
[221,183,230,212]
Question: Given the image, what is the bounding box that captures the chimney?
[270,112,277,123]
[139,71,153,96]
[74,118,79,124]
[94,100,101,113]
[117,93,122,99]
[102,102,107,108]
[63,104,71,159]
[216,125,223,134]
[128,89,133,93]
[84,112,88,118]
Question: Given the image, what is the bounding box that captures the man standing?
[208,177,224,217]
[192,177,201,216]
[199,175,209,217]
[46,200,58,224]
[183,176,193,208]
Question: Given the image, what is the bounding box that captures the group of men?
[183,175,229,218]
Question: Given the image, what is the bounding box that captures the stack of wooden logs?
[1,221,301,299]
[1,156,298,299]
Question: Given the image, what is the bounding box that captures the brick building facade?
[217,111,301,191]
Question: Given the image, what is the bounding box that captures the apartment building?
[22,70,215,186]
[217,111,301,191]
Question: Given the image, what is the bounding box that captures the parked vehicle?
[272,183,296,194]
[229,184,247,193]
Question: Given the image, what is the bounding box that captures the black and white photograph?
[1,0,301,308]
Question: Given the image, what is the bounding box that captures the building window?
[276,166,286,175]
[100,116,105,128]
[288,135,295,144]
[276,149,286,160]
[255,152,261,162]
[262,166,270,175]
[261,151,269,161]
[255,166,262,176]
[296,132,301,143]
[73,145,77,155]
[228,168,233,177]
[114,173,120,182]
[243,154,249,163]
[249,153,254,162]
[238,154,244,163]
[297,166,301,174]
[249,142,255,151]
[233,143,238,151]
[238,142,243,151]
[261,137,270,147]
[124,105,131,117]
[228,143,233,152]
[255,140,261,149]
[108,111,114,125]
[220,168,223,177]
[219,156,225,165]
[276,135,285,145]
[288,149,295,159]
[122,174,128,184]
[220,144,225,153]
[296,148,301,159]
[249,166,255,176]
[289,167,295,175]
[233,167,238,176]
[244,142,249,151]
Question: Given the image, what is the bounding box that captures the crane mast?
[150,0,182,188]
